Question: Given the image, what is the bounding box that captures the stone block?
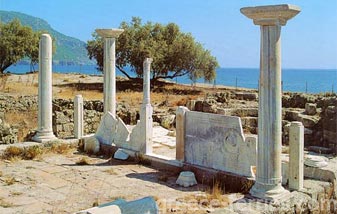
[305,103,317,115]
[298,114,319,128]
[63,123,74,133]
[176,171,197,187]
[184,111,256,177]
[284,110,300,121]
[234,92,258,101]
[83,136,100,154]
[114,148,129,160]
[95,112,118,145]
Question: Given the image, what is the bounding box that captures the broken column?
[74,95,83,139]
[241,4,300,200]
[33,34,57,143]
[176,106,189,161]
[95,29,124,116]
[289,121,304,191]
[140,58,153,154]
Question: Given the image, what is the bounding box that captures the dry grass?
[2,145,43,161]
[4,176,16,186]
[10,191,23,196]
[103,168,118,175]
[4,110,38,142]
[2,146,24,160]
[0,171,3,177]
[0,197,14,208]
[1,144,74,161]
[48,143,74,154]
[76,157,90,165]
[174,181,229,213]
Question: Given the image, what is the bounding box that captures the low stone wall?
[187,92,337,152]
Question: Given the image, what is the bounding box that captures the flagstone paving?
[0,150,238,214]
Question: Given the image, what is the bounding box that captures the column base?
[32,130,57,143]
[249,181,289,202]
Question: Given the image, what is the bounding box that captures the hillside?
[0,10,93,65]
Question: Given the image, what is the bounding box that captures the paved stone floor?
[0,150,239,214]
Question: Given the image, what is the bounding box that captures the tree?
[0,19,39,74]
[87,17,218,82]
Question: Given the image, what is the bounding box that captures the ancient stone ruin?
[1,4,337,214]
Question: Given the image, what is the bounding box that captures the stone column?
[140,58,153,154]
[95,29,124,116]
[241,5,300,200]
[74,95,84,139]
[176,106,189,161]
[289,121,304,191]
[33,34,57,143]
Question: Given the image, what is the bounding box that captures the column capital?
[95,28,124,38]
[241,4,300,26]
[143,58,153,66]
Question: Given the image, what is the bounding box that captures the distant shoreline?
[5,64,337,94]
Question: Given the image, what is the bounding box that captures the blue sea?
[6,64,337,94]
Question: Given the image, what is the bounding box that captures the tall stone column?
[95,29,124,116]
[241,5,300,200]
[33,34,57,143]
[141,58,153,154]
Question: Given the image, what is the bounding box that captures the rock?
[186,100,197,111]
[215,92,230,103]
[298,114,319,128]
[160,115,175,129]
[0,120,18,144]
[304,155,328,168]
[282,93,316,108]
[284,109,300,121]
[235,108,258,117]
[202,99,218,113]
[194,100,203,112]
[305,103,317,115]
[176,171,197,187]
[307,146,332,154]
[83,136,100,154]
[114,149,129,160]
[234,92,258,101]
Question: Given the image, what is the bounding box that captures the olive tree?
[0,19,39,73]
[87,17,218,82]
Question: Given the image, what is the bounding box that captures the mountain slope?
[0,10,92,65]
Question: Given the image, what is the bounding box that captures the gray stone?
[184,111,256,177]
[234,92,258,101]
[95,112,117,145]
[298,114,319,128]
[176,171,197,187]
[160,115,175,129]
[83,135,100,154]
[114,148,129,160]
[305,103,317,115]
[304,155,328,168]
[78,197,158,214]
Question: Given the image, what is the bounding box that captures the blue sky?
[1,0,337,69]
